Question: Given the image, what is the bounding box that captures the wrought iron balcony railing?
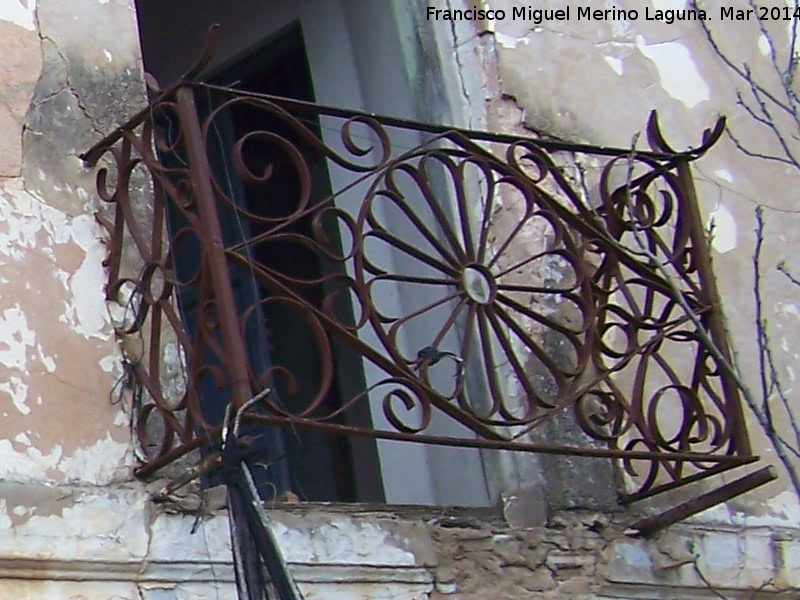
[82,73,767,529]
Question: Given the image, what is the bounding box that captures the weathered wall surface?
[1,489,798,600]
[0,0,144,486]
[2,0,800,598]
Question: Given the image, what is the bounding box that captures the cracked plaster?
[22,0,145,215]
[0,17,42,176]
[0,0,36,31]
[0,0,144,487]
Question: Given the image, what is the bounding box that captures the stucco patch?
[495,32,530,49]
[604,56,623,76]
[0,20,41,117]
[0,179,126,484]
[758,33,771,56]
[36,0,145,129]
[778,302,800,320]
[706,203,738,254]
[0,499,11,529]
[0,374,29,415]
[0,105,23,176]
[0,304,35,371]
[60,214,112,339]
[21,0,145,213]
[0,439,62,480]
[0,180,112,338]
[0,0,36,31]
[635,36,709,108]
[56,433,132,484]
[714,168,734,183]
[0,178,70,258]
[0,485,150,561]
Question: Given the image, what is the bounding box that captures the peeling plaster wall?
[3,0,800,598]
[0,0,144,487]
[1,486,797,600]
[0,1,158,596]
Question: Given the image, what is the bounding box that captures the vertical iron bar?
[677,159,752,456]
[175,85,252,408]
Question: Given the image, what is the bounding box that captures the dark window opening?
[153,26,383,503]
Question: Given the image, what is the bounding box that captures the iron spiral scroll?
[82,75,755,502]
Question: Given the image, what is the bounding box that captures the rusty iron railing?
[82,76,762,508]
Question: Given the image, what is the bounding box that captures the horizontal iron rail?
[81,81,718,166]
[243,413,757,464]
[132,415,758,480]
[618,460,750,504]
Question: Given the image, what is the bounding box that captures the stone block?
[0,580,139,600]
[606,539,655,584]
[515,567,556,592]
[501,484,547,528]
[493,536,525,566]
[545,551,595,572]
[0,484,149,563]
[775,538,800,589]
[556,575,592,596]
[653,531,695,571]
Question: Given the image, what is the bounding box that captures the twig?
[742,64,800,169]
[692,556,733,600]
[754,209,800,457]
[778,261,800,288]
[694,1,795,117]
[746,0,800,128]
[151,452,222,502]
[753,206,774,434]
[789,0,800,80]
[726,130,797,167]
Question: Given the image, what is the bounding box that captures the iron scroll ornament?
[82,72,757,507]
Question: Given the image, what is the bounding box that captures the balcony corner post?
[174,85,253,409]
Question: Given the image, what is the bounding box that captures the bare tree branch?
[735,97,775,130]
[694,0,795,117]
[688,9,800,598]
[753,206,774,433]
[742,65,800,168]
[726,130,798,167]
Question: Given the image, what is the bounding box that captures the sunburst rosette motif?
[352,146,596,431]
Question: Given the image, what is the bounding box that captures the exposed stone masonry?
[428,512,610,599]
[4,481,797,600]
